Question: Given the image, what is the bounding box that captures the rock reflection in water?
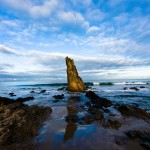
[63,123,77,142]
[63,102,79,142]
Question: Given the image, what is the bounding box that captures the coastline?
[0,81,150,149]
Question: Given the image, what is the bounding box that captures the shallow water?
[35,105,149,150]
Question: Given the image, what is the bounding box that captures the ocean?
[0,80,150,111]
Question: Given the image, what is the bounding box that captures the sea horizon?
[0,78,150,86]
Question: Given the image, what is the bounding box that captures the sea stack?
[65,57,85,92]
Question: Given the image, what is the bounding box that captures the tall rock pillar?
[65,57,85,92]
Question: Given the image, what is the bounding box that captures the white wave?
[114,82,148,85]
[93,82,100,85]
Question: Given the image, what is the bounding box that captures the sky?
[0,0,150,83]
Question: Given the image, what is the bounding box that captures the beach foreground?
[0,81,150,150]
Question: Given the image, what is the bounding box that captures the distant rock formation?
[65,57,85,92]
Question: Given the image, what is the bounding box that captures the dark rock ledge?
[85,91,113,108]
[115,104,150,119]
[0,96,52,146]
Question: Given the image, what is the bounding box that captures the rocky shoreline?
[62,90,150,149]
[0,89,150,149]
[0,96,52,149]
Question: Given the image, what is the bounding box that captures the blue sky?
[0,0,150,82]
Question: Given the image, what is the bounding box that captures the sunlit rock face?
[65,57,85,92]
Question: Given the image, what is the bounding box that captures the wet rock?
[116,104,150,119]
[126,130,150,141]
[68,95,81,101]
[8,93,16,97]
[126,130,137,139]
[103,109,110,113]
[88,107,100,114]
[6,143,37,150]
[126,130,150,149]
[85,82,94,87]
[85,86,92,90]
[88,107,104,117]
[53,94,64,100]
[66,114,79,123]
[58,87,66,91]
[82,114,94,124]
[115,135,128,145]
[0,101,52,145]
[0,97,13,106]
[123,87,128,90]
[40,90,46,93]
[30,91,35,93]
[86,91,100,99]
[109,113,116,117]
[140,86,145,88]
[85,91,113,108]
[88,107,104,120]
[67,105,78,114]
[141,141,150,149]
[93,111,104,120]
[137,131,150,141]
[114,104,120,107]
[86,101,93,108]
[103,118,121,129]
[15,96,34,103]
[130,87,139,91]
[0,96,34,106]
[66,57,85,92]
[131,103,139,107]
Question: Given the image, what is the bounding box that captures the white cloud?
[1,20,20,27]
[1,44,149,67]
[0,44,150,81]
[87,26,100,33]
[113,13,129,26]
[105,66,150,79]
[58,11,80,22]
[0,0,150,81]
[30,0,58,18]
[87,9,106,21]
[58,11,89,28]
[0,0,58,18]
[0,44,19,55]
[0,0,90,31]
[0,0,31,11]
[82,21,90,29]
